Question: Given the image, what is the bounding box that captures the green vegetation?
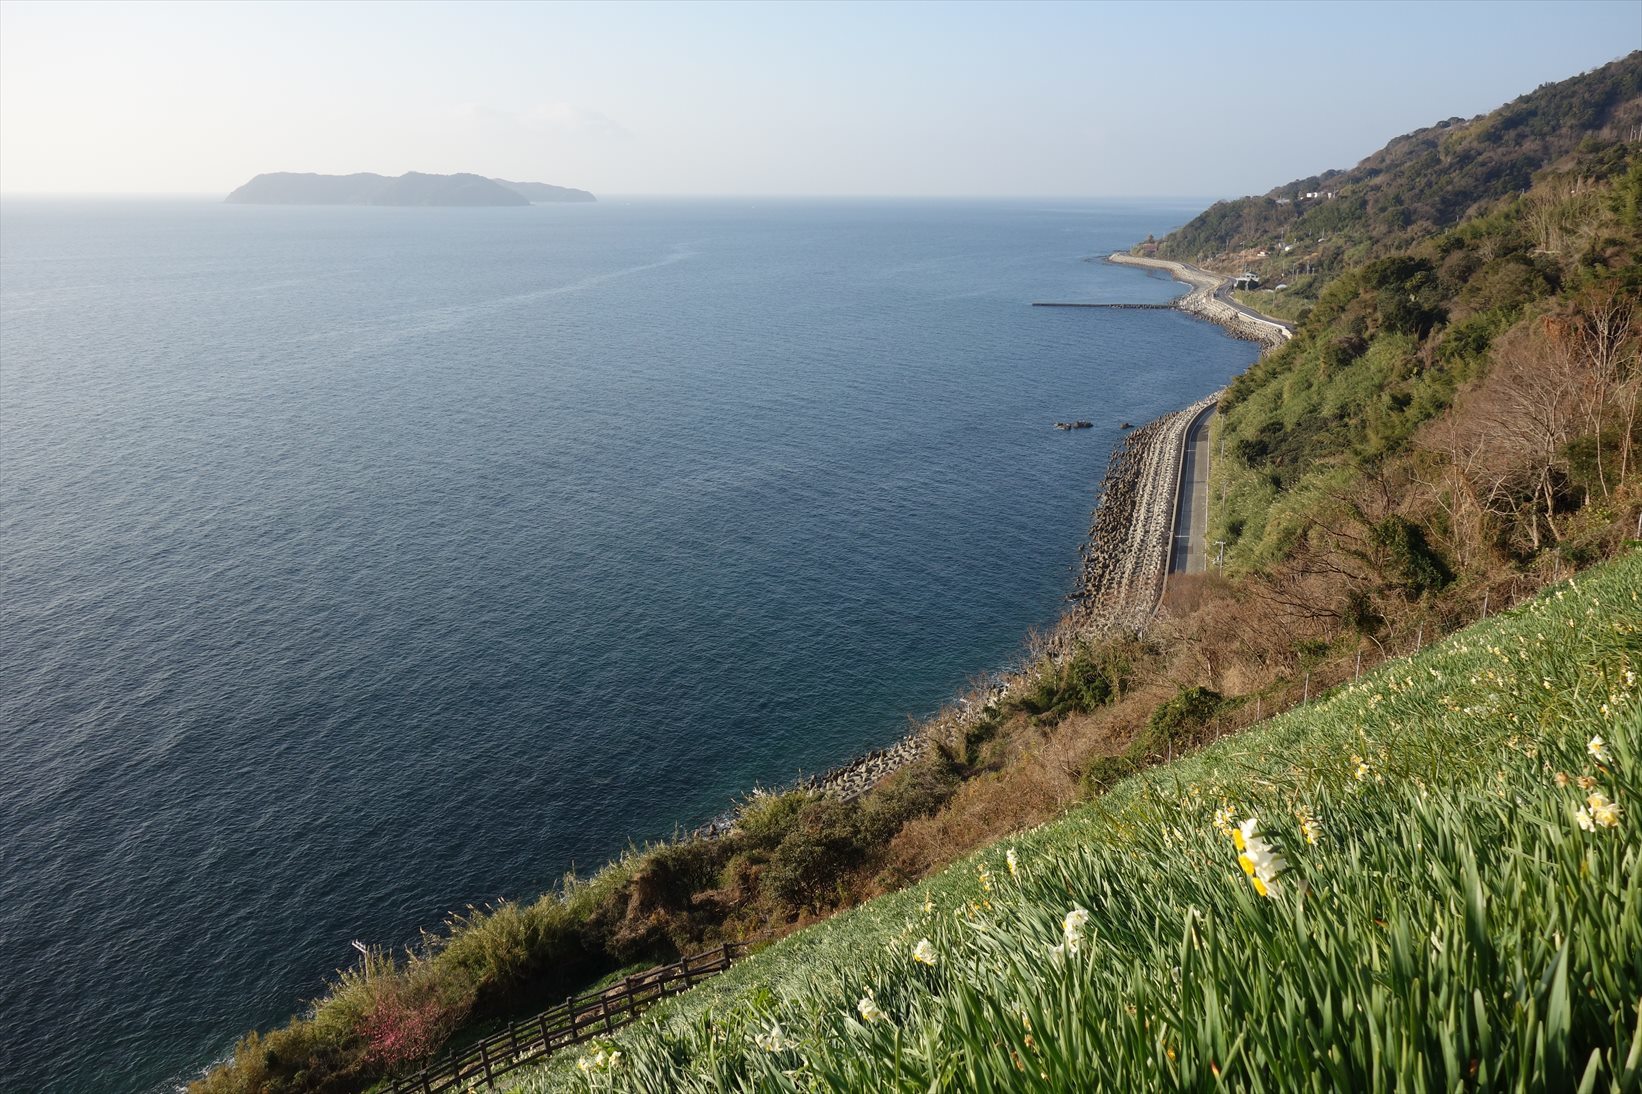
[1207,70,1640,588]
[513,553,1641,1092]
[1006,639,1128,726]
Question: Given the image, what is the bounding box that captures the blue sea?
[0,197,1257,1092]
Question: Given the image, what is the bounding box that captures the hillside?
[224,172,595,206]
[1156,52,1641,299]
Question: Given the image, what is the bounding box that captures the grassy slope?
[514,550,1641,1092]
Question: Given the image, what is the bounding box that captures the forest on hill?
[1157,51,1640,306]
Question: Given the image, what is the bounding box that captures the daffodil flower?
[1587,792,1622,828]
[753,1021,796,1052]
[1234,818,1286,895]
[857,992,885,1023]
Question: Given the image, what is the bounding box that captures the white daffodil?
[1588,735,1613,764]
[1588,792,1622,829]
[1061,906,1091,954]
[1235,818,1286,896]
[912,938,938,966]
[1006,848,1019,878]
[753,1021,796,1053]
[857,993,885,1024]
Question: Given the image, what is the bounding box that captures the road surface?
[1169,402,1216,574]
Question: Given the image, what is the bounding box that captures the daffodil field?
[515,552,1641,1093]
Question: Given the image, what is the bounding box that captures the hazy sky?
[2,0,1638,198]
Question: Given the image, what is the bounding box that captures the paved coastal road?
[1169,402,1216,574]
[1211,281,1294,338]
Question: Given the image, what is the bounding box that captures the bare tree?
[1473,323,1586,544]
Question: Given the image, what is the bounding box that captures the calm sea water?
[0,197,1256,1092]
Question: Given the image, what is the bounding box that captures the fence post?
[1354,649,1362,680]
[508,1021,521,1060]
[1482,592,1489,619]
[1416,624,1423,652]
[421,1067,434,1094]
[602,998,615,1034]
[539,1013,553,1049]
[682,955,695,988]
[479,1042,494,1086]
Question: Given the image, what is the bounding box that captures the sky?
[1,0,1638,199]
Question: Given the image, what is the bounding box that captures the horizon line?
[0,190,1232,203]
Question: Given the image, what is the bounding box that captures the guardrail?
[386,942,744,1093]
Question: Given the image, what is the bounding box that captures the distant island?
[224,171,596,206]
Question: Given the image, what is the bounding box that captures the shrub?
[1372,515,1455,596]
[1133,686,1227,758]
[735,789,814,853]
[761,798,865,914]
[856,757,960,846]
[1009,643,1121,726]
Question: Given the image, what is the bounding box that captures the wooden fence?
[386,942,744,1093]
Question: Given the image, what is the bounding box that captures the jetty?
[1031,301,1174,309]
[1033,257,1292,351]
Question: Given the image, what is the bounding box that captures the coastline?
[1107,252,1292,349]
[1061,390,1221,640]
[715,252,1276,818]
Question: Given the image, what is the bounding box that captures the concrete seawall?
[1107,253,1291,351]
[1062,391,1222,640]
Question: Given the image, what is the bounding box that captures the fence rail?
[386,942,744,1093]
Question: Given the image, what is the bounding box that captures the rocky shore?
[1107,252,1291,350]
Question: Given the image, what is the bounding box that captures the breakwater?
[1031,301,1175,310]
[1062,391,1222,639]
[1106,253,1291,350]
